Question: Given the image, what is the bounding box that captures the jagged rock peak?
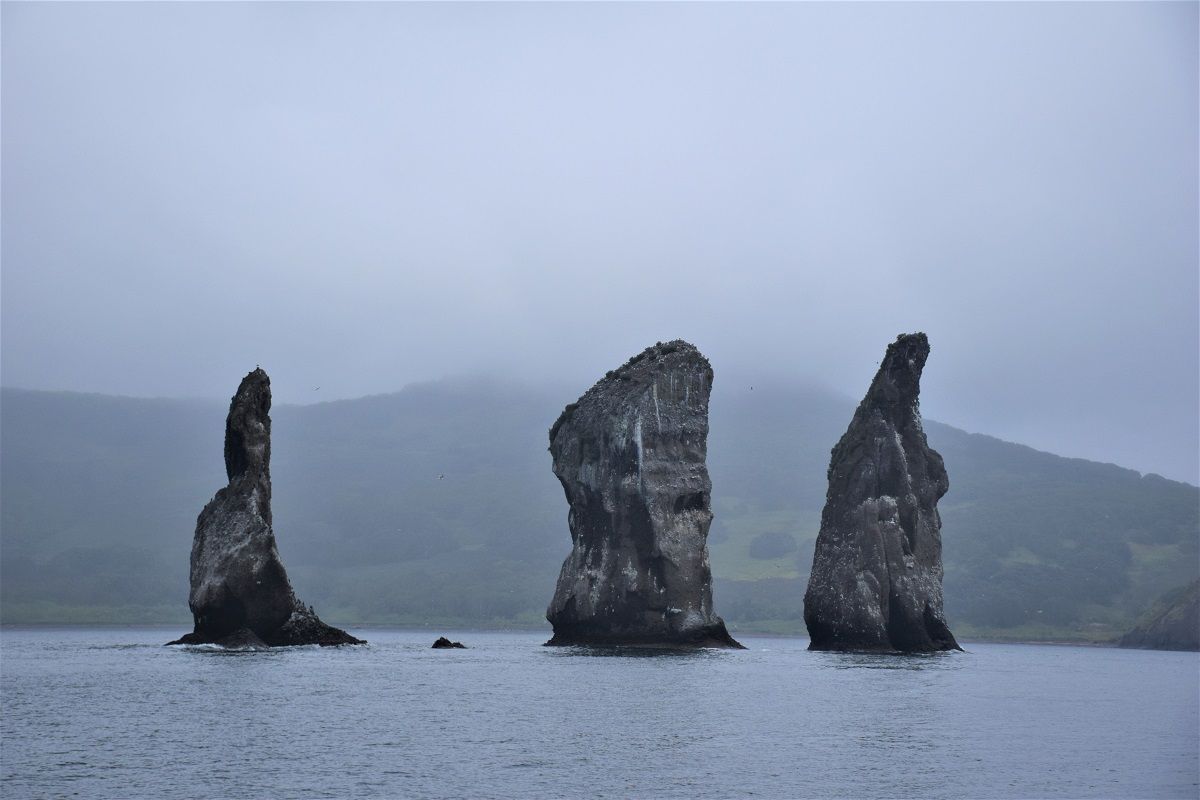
[224,367,271,484]
[167,368,363,647]
[545,340,743,648]
[803,332,960,653]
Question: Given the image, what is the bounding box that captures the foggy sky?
[2,2,1197,484]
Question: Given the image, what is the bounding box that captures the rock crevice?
[803,333,960,652]
[168,369,362,647]
[546,341,742,648]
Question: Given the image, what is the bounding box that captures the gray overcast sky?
[2,2,1197,484]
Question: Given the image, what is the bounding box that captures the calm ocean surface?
[1,627,1196,799]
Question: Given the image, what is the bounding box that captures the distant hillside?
[2,380,1196,641]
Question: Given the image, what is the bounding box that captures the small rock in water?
[432,637,466,649]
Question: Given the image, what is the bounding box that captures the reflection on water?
[815,649,964,671]
[542,643,730,660]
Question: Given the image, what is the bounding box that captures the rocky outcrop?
[545,341,742,648]
[432,637,466,649]
[168,369,363,647]
[1117,580,1199,651]
[803,333,960,652]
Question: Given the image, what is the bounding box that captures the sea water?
[1,627,1197,799]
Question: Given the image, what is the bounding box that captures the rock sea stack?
[167,369,363,647]
[432,637,466,649]
[545,340,742,648]
[803,333,960,652]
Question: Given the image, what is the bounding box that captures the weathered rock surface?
[546,341,742,648]
[168,369,363,647]
[1117,580,1199,651]
[432,637,466,649]
[803,333,960,652]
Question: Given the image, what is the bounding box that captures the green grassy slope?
[2,380,1196,641]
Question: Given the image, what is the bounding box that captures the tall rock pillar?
[169,368,362,647]
[546,341,742,648]
[804,333,959,652]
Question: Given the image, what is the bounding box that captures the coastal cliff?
[1118,580,1199,651]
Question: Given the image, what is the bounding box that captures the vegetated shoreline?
[5,386,1195,656]
[0,620,1137,649]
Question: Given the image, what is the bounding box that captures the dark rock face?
[168,369,363,647]
[1118,580,1199,651]
[803,333,960,652]
[546,341,742,649]
[432,637,466,649]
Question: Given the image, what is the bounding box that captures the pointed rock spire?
[223,368,272,487]
[803,333,960,652]
[168,369,362,647]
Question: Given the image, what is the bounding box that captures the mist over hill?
[2,379,1195,641]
